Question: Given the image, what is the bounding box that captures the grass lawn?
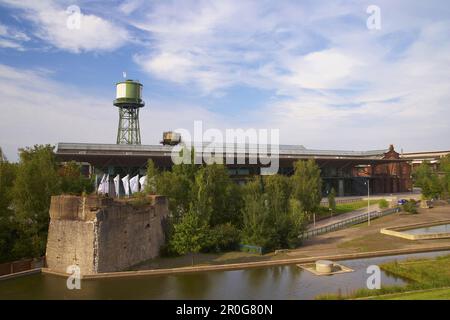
[131,250,297,270]
[317,200,381,218]
[317,254,450,300]
[373,287,450,300]
[337,232,412,252]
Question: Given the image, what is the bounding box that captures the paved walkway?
[308,203,380,230]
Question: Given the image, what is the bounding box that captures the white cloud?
[119,0,144,15]
[128,0,450,151]
[0,63,229,161]
[0,22,29,50]
[1,0,449,154]
[0,0,128,53]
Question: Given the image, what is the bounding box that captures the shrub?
[204,223,241,252]
[402,201,417,214]
[327,188,336,212]
[379,199,389,209]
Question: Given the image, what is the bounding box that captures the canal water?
[0,251,448,300]
[403,223,450,235]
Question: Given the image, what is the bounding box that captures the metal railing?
[301,207,400,240]
[320,197,364,205]
[0,257,45,277]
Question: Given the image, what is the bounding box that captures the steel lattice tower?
[114,80,145,145]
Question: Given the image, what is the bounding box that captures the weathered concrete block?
[45,195,168,274]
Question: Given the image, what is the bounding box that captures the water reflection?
[0,250,448,300]
[403,223,450,235]
[172,273,211,299]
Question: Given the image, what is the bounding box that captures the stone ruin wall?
[45,194,168,274]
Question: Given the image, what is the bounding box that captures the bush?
[203,223,241,252]
[379,199,389,209]
[402,201,418,214]
[327,188,336,212]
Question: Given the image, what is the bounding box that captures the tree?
[0,146,6,162]
[169,208,210,265]
[412,161,433,188]
[328,188,336,213]
[413,162,442,199]
[263,175,293,248]
[241,175,307,250]
[59,161,94,195]
[145,159,159,194]
[192,164,240,226]
[241,179,272,249]
[291,159,322,218]
[287,198,308,247]
[439,155,450,199]
[11,145,61,258]
[0,157,18,262]
[0,159,17,217]
[155,170,192,222]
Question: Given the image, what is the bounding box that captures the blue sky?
[0,0,449,160]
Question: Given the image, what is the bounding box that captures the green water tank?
[113,79,145,107]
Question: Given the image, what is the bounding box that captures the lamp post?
[366,178,371,226]
[313,212,316,228]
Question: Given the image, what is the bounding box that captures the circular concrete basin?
[315,260,334,274]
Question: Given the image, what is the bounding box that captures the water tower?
[114,79,145,144]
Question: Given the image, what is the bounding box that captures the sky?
[0,0,449,161]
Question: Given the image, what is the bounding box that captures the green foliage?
[169,208,210,259]
[59,161,94,194]
[413,162,442,199]
[291,159,322,217]
[129,191,152,207]
[151,156,243,255]
[11,145,61,258]
[317,254,450,299]
[402,201,418,214]
[145,159,159,194]
[204,223,241,252]
[153,157,321,255]
[0,158,18,262]
[241,178,273,249]
[241,175,307,250]
[379,199,389,209]
[155,170,192,222]
[192,164,238,226]
[327,187,336,212]
[440,155,450,199]
[0,145,96,262]
[0,160,17,216]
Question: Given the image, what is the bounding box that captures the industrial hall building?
[55,79,412,197]
[55,142,412,197]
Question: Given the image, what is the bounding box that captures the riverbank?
[34,204,450,279]
[317,252,450,300]
[41,245,450,279]
[125,204,450,272]
[371,287,450,300]
[6,250,449,300]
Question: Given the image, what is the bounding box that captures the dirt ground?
[288,203,450,258]
[135,204,450,270]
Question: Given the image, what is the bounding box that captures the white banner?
[130,174,140,194]
[139,175,147,192]
[103,175,110,195]
[113,174,120,197]
[97,174,106,194]
[122,174,130,196]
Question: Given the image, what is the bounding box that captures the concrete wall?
[380,219,450,240]
[45,195,168,274]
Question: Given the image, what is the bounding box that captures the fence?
[320,197,364,206]
[239,244,263,255]
[0,257,45,277]
[301,207,400,240]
